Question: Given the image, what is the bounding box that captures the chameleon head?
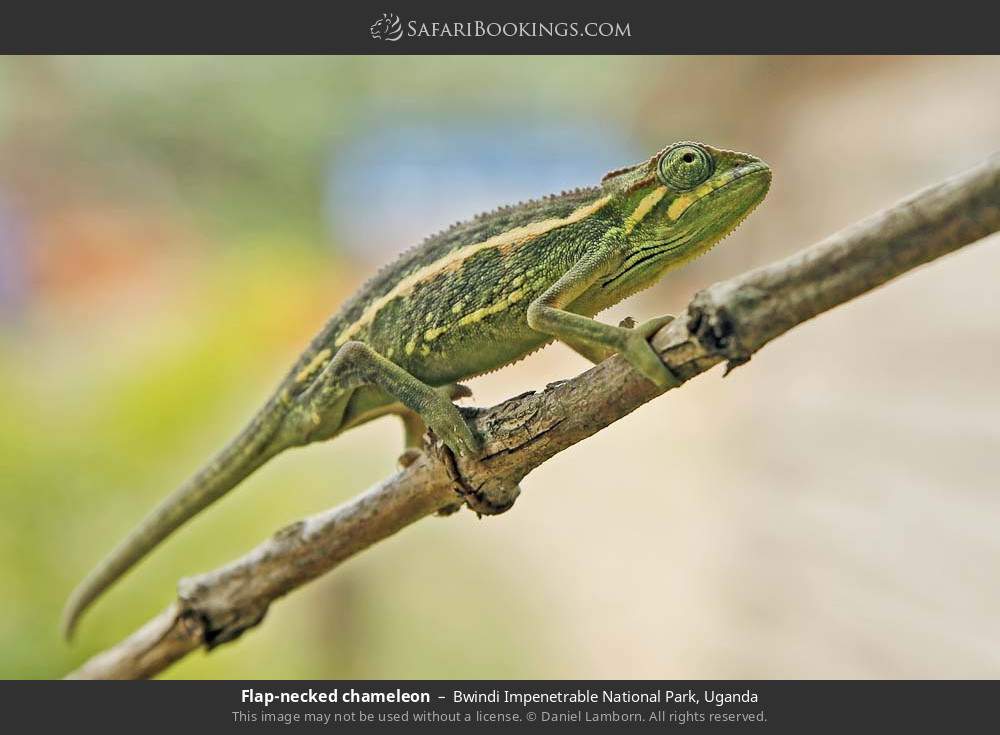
[600,141,771,290]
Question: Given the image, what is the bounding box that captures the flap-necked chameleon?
[63,141,771,638]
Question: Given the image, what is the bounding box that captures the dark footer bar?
[2,680,995,732]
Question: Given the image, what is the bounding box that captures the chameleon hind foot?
[397,447,422,468]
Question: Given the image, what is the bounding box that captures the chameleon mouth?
[667,161,771,224]
[662,162,771,264]
[666,161,771,223]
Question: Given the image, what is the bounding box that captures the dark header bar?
[1,3,998,53]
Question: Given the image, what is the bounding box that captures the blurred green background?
[1,56,999,679]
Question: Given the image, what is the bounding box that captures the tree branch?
[66,155,1000,679]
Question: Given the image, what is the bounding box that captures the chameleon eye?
[657,144,714,190]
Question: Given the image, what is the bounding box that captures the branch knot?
[436,440,520,517]
[688,291,751,375]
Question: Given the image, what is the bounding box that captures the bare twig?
[66,155,1000,679]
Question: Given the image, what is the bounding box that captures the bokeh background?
[1,56,999,679]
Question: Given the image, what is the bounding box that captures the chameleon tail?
[61,395,294,641]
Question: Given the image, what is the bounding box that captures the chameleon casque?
[63,141,771,638]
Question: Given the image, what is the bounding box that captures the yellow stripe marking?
[666,168,746,221]
[424,326,447,342]
[334,194,613,346]
[455,289,524,328]
[624,186,667,233]
[421,288,527,347]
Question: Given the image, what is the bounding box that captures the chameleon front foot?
[619,314,680,389]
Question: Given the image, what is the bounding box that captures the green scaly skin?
[63,141,771,638]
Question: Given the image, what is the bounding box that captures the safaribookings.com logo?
[370,13,404,41]
[370,13,631,42]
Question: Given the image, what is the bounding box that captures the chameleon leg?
[526,252,680,388]
[563,338,615,365]
[298,341,481,456]
[366,385,473,468]
[335,383,471,448]
[564,317,659,364]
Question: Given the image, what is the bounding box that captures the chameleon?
[62,140,771,639]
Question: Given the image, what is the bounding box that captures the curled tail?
[61,394,294,640]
